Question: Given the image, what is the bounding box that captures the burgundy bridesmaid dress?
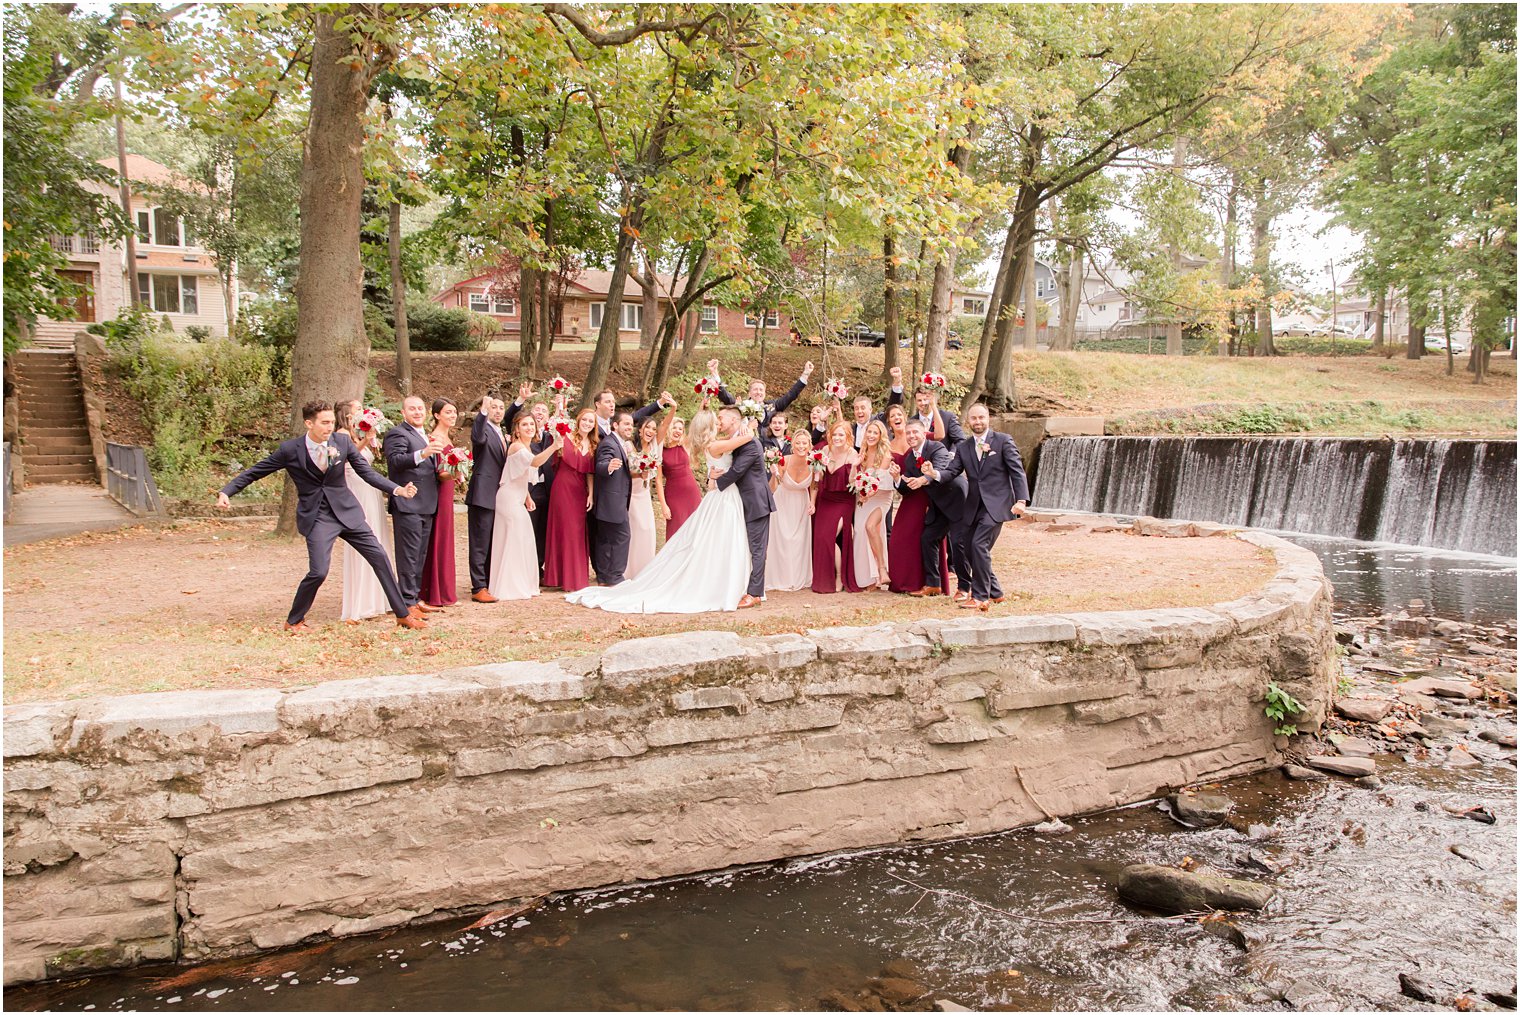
[421,460,458,607]
[542,441,594,592]
[887,451,948,594]
[661,444,702,538]
[811,460,862,594]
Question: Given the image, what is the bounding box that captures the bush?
[112,333,284,499]
[186,325,212,342]
[396,298,490,352]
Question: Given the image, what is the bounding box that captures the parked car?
[1426,334,1469,354]
[897,330,964,350]
[840,322,888,347]
[1307,324,1358,338]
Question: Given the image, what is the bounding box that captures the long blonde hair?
[687,407,717,458]
[860,419,893,471]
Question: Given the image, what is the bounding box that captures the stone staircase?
[29,320,83,349]
[11,350,97,484]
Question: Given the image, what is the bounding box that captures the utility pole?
[114,10,142,307]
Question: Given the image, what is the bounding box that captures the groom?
[217,400,426,631]
[713,406,775,609]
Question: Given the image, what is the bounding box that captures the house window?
[493,297,515,315]
[590,302,604,329]
[701,307,720,333]
[468,292,490,312]
[1120,302,1133,320]
[743,309,779,328]
[962,297,986,315]
[1094,304,1107,313]
[80,230,99,254]
[153,208,184,247]
[136,210,152,245]
[620,302,642,331]
[138,274,198,314]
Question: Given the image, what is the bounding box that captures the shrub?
[397,298,490,352]
[185,325,212,342]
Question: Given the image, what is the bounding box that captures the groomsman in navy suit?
[466,388,510,603]
[713,357,814,426]
[922,404,1030,610]
[383,395,445,616]
[217,400,425,631]
[713,406,776,609]
[909,385,967,446]
[591,410,635,585]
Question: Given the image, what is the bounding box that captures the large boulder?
[1117,864,1275,914]
[1167,792,1236,827]
[1335,698,1394,723]
[1305,755,1376,778]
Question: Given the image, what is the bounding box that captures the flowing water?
[8,542,1516,1013]
[1033,437,1517,557]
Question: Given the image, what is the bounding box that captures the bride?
[567,404,757,614]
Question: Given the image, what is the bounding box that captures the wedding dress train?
[566,453,751,614]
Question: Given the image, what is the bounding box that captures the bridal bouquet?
[807,448,827,475]
[737,398,765,426]
[693,376,721,398]
[823,378,849,400]
[632,451,660,478]
[919,372,947,390]
[849,471,881,499]
[355,406,391,435]
[442,445,473,483]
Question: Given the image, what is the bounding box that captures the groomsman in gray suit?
[383,395,445,617]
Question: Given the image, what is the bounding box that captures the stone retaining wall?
[2,530,1335,986]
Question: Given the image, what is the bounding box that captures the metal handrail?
[104,442,166,518]
[3,441,12,522]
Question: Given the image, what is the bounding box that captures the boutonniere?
[976,441,988,461]
[325,444,341,467]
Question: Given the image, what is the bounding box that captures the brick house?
[433,266,791,346]
[30,154,236,348]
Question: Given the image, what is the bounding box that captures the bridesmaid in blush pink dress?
[765,429,815,592]
[658,411,703,538]
[421,397,460,607]
[627,416,663,576]
[489,415,561,600]
[542,409,598,592]
[337,400,391,622]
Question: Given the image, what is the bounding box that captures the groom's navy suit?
[716,436,776,599]
[220,433,409,624]
[933,430,1029,603]
[591,434,633,585]
[467,410,507,594]
[383,422,441,609]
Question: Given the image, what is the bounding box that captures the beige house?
[30,154,235,347]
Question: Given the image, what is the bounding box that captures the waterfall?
[1033,436,1517,557]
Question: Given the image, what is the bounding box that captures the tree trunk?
[1250,174,1275,357]
[534,262,555,373]
[882,232,900,381]
[1023,253,1039,351]
[920,143,975,375]
[1052,243,1080,351]
[1220,173,1238,355]
[579,212,640,410]
[977,183,1042,411]
[280,10,377,537]
[518,264,540,371]
[963,217,1018,406]
[1407,300,1427,360]
[1372,289,1386,353]
[388,199,411,394]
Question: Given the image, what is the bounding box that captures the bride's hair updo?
[687,407,717,457]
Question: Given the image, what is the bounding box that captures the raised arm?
[769,377,806,415]
[632,399,662,427]
[707,429,751,457]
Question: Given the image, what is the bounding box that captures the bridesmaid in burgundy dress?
[658,411,703,538]
[421,397,460,607]
[888,439,948,594]
[811,421,864,594]
[542,408,599,592]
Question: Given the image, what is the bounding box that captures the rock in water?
[1031,818,1073,835]
[934,1002,973,1013]
[1282,764,1328,781]
[1336,698,1394,723]
[1484,989,1517,1010]
[1117,864,1275,914]
[1305,756,1377,778]
[1444,746,1483,769]
[1168,792,1235,827]
[1480,729,1517,748]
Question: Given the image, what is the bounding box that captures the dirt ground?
[2,516,1275,704]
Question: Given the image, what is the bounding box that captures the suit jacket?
[529,428,557,503]
[716,437,777,522]
[851,388,905,449]
[718,377,807,426]
[632,399,663,428]
[898,439,966,525]
[591,434,633,523]
[759,431,785,457]
[382,422,440,515]
[221,433,397,537]
[468,410,508,511]
[907,407,967,447]
[935,430,1030,521]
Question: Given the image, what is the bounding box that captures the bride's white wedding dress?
[566,452,752,613]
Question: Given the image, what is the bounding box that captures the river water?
[8,538,1516,1012]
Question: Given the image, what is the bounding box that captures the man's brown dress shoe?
[471,590,499,604]
[736,594,760,609]
[910,586,944,597]
[396,614,428,631]
[282,621,311,634]
[417,602,444,613]
[957,598,989,611]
